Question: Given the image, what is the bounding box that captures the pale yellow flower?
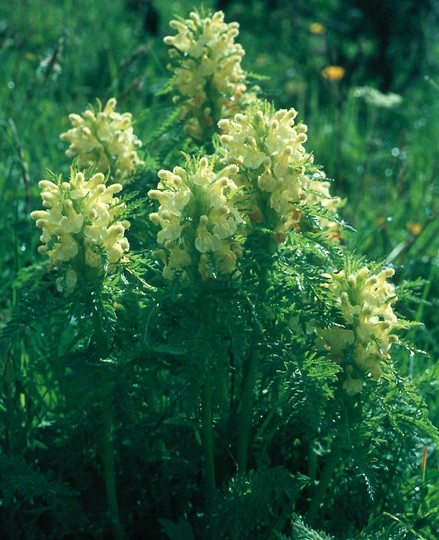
[148,156,244,281]
[316,265,399,395]
[342,365,363,396]
[31,170,130,292]
[308,172,343,241]
[220,104,308,235]
[164,10,258,141]
[220,102,341,241]
[60,98,144,181]
[195,215,222,253]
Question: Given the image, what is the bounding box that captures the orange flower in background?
[407,222,422,236]
[309,22,325,35]
[321,65,345,81]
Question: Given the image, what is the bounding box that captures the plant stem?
[3,349,14,454]
[306,445,341,527]
[335,101,344,192]
[266,502,293,540]
[89,293,126,540]
[360,107,377,195]
[236,349,259,473]
[212,345,228,412]
[202,366,216,501]
[103,404,126,540]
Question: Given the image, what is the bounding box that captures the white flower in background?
[354,86,402,109]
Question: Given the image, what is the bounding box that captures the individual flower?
[219,102,341,241]
[308,172,343,242]
[31,170,130,292]
[164,10,258,141]
[407,222,422,236]
[148,156,244,281]
[316,265,399,395]
[321,65,345,82]
[60,98,144,181]
[309,22,326,35]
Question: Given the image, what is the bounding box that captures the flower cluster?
[31,170,130,292]
[219,102,341,240]
[148,157,244,281]
[354,86,402,109]
[60,98,144,182]
[164,10,257,141]
[316,266,399,395]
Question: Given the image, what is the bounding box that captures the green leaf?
[291,514,335,539]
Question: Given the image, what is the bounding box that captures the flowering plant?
[60,98,144,181]
[219,102,342,240]
[316,264,400,395]
[31,169,130,292]
[2,7,437,540]
[148,156,244,281]
[164,10,258,140]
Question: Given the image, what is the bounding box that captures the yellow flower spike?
[162,242,192,280]
[220,101,342,240]
[60,98,144,182]
[215,242,241,275]
[316,265,399,394]
[31,170,130,292]
[148,156,244,281]
[164,10,258,141]
[213,207,239,238]
[307,177,343,241]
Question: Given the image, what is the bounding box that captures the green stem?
[90,293,108,356]
[212,345,228,413]
[103,404,126,540]
[306,446,341,527]
[236,349,259,473]
[334,98,345,192]
[266,502,293,540]
[89,294,126,540]
[202,367,216,501]
[3,349,14,454]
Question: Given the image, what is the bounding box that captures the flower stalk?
[306,445,341,527]
[88,294,126,540]
[103,405,126,540]
[236,348,259,473]
[202,365,216,502]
